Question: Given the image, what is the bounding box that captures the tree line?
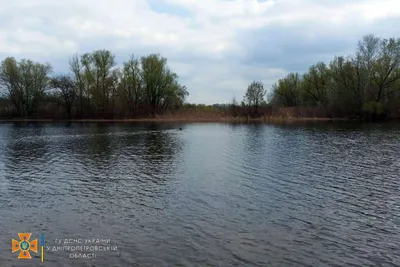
[0,50,188,119]
[222,34,400,120]
[267,34,400,120]
[1,34,399,121]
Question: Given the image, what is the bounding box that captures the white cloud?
[0,0,399,103]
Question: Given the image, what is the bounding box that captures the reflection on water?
[0,122,399,267]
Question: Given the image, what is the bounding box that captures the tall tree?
[243,81,266,115]
[81,50,118,117]
[302,62,330,110]
[271,73,301,107]
[329,56,366,116]
[119,55,142,114]
[140,54,179,116]
[370,38,400,102]
[50,75,77,118]
[69,54,86,118]
[0,57,52,116]
[356,34,400,115]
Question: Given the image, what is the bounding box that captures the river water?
[0,122,399,267]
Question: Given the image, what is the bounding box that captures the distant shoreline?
[0,117,370,123]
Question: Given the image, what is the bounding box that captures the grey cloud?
[238,24,356,73]
[238,16,400,74]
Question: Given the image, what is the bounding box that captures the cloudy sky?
[0,0,399,104]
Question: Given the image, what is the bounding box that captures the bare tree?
[50,75,77,118]
[357,34,400,102]
[302,62,330,109]
[69,53,86,118]
[244,81,266,116]
[119,55,142,113]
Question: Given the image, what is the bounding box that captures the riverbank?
[1,106,398,123]
[0,116,362,123]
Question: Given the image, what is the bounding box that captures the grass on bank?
[0,106,366,123]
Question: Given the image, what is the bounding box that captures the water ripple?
[0,122,399,266]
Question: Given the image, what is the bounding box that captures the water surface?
[0,122,399,266]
